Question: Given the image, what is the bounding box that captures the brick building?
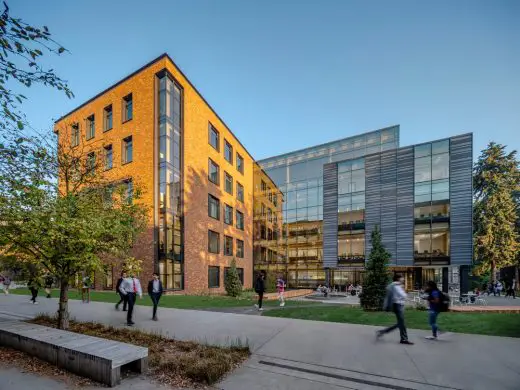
[54,54,254,293]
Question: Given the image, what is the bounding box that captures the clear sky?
[13,0,520,161]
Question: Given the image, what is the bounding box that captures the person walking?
[44,274,53,298]
[254,271,266,311]
[424,281,442,340]
[2,275,11,295]
[147,273,164,321]
[496,280,503,297]
[276,274,286,307]
[376,274,413,345]
[119,273,142,326]
[27,274,42,305]
[115,271,128,311]
[81,274,91,303]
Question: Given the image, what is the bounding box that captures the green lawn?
[8,288,306,309]
[264,306,520,338]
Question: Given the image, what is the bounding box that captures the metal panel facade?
[396,147,415,265]
[323,163,339,268]
[449,134,473,265]
[379,150,398,263]
[364,154,381,257]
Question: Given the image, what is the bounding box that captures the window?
[225,267,244,284]
[261,203,266,217]
[225,172,233,194]
[208,194,220,220]
[268,208,272,223]
[237,153,244,174]
[209,123,219,151]
[71,123,80,147]
[123,136,133,164]
[236,240,244,258]
[125,180,133,204]
[86,152,96,174]
[104,145,113,170]
[237,182,244,202]
[208,159,220,185]
[123,93,133,122]
[268,188,273,202]
[224,204,233,225]
[236,210,244,230]
[273,194,278,207]
[208,230,220,253]
[86,114,95,140]
[261,180,267,193]
[208,266,220,288]
[224,140,233,164]
[104,105,113,131]
[224,235,233,256]
[103,185,114,206]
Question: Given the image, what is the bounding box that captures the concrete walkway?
[1,294,519,390]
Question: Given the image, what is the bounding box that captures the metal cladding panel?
[323,163,339,268]
[365,154,381,258]
[379,150,397,263]
[450,134,473,265]
[396,147,415,265]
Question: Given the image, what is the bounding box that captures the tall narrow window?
[209,123,219,151]
[208,230,220,253]
[208,194,220,220]
[125,180,133,204]
[86,114,95,140]
[236,239,244,258]
[224,236,233,256]
[86,152,96,174]
[208,266,220,288]
[261,180,266,193]
[224,140,233,164]
[104,105,113,131]
[236,210,244,230]
[208,159,220,185]
[123,93,133,122]
[237,182,244,202]
[224,204,233,225]
[104,144,113,170]
[225,172,233,195]
[71,123,80,147]
[236,153,244,174]
[123,136,133,164]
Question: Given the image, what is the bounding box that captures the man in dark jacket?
[254,271,266,311]
[115,271,128,311]
[147,272,163,321]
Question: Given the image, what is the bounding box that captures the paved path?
[1,295,519,389]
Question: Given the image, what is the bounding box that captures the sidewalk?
[1,294,519,389]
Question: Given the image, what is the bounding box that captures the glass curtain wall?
[158,73,184,289]
[257,127,398,288]
[413,140,450,266]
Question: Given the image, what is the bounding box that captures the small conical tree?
[360,225,391,311]
[224,258,243,297]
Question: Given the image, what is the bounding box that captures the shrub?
[224,259,243,297]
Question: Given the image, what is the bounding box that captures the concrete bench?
[0,321,148,387]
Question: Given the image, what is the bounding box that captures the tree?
[0,133,147,329]
[360,226,391,311]
[0,1,72,133]
[473,142,520,281]
[224,259,243,297]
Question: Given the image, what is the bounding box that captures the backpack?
[383,284,394,312]
[438,291,450,312]
[254,278,263,294]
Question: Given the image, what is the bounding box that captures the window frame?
[208,158,220,186]
[224,171,233,195]
[104,144,113,170]
[122,93,133,123]
[122,135,133,164]
[236,210,244,230]
[236,153,244,174]
[237,182,244,202]
[71,123,80,147]
[208,230,220,254]
[208,194,220,220]
[236,239,244,258]
[208,123,220,151]
[86,151,96,174]
[208,266,220,288]
[224,139,233,164]
[224,235,233,256]
[224,204,233,225]
[86,114,95,140]
[103,105,113,132]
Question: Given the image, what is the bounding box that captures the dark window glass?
[225,140,233,164]
[104,105,113,131]
[225,266,244,283]
[125,180,133,204]
[104,145,113,170]
[209,159,220,185]
[86,114,95,140]
[236,240,244,258]
[208,266,220,288]
[225,172,233,194]
[208,230,219,253]
[224,235,233,256]
[209,123,219,151]
[224,204,233,225]
[123,93,133,122]
[261,180,266,193]
[123,136,133,164]
[71,123,80,147]
[237,182,244,202]
[236,210,244,230]
[237,153,244,173]
[208,194,220,220]
[87,152,96,174]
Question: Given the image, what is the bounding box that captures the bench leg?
[109,366,121,387]
[130,357,148,374]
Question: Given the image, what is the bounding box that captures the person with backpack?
[424,281,444,340]
[376,274,413,345]
[254,271,266,311]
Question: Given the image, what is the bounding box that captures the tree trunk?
[491,260,496,283]
[57,278,69,330]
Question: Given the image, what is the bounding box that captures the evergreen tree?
[224,259,243,297]
[473,143,519,281]
[360,226,391,311]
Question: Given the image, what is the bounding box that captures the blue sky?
[13,0,520,160]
